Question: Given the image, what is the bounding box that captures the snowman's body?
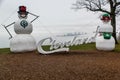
[98,23,113,33]
[96,22,115,51]
[10,19,36,52]
[96,35,115,51]
[14,19,33,34]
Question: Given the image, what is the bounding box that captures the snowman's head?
[101,13,111,23]
[18,6,28,19]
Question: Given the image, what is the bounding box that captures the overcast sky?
[0,0,120,48]
[0,0,100,25]
[0,0,100,34]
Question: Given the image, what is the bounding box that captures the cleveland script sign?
[37,36,94,54]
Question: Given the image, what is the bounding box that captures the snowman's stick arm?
[4,26,13,39]
[28,12,39,23]
[4,22,15,28]
[93,26,100,38]
[1,22,15,39]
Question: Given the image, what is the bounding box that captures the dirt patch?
[0,51,120,80]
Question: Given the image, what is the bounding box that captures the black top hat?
[18,6,28,15]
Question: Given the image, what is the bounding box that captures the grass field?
[1,43,120,54]
[0,48,10,54]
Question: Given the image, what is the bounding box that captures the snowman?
[2,6,39,52]
[96,13,115,51]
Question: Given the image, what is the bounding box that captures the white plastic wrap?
[98,23,113,33]
[96,36,115,51]
[10,34,36,52]
[14,19,33,34]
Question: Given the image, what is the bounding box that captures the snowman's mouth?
[21,14,26,18]
[18,12,28,18]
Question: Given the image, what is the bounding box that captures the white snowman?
[2,6,39,52]
[96,13,115,51]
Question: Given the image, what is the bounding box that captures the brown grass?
[0,51,120,80]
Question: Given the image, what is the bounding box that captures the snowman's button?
[20,20,28,28]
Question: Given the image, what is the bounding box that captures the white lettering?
[37,37,69,54]
[37,36,93,54]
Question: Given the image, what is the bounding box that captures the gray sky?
[0,0,100,34]
[0,0,100,25]
[0,0,120,48]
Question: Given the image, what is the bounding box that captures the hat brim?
[18,11,28,15]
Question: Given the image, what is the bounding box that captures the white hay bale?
[96,36,115,51]
[98,23,113,33]
[10,34,36,52]
[14,19,33,34]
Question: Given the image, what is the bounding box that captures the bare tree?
[73,0,120,44]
